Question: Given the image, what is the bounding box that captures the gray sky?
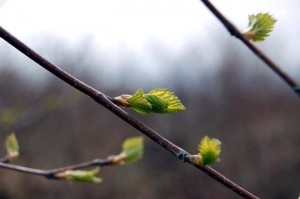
[1,0,296,50]
[0,0,300,85]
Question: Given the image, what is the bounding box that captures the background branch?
[200,0,300,97]
[0,158,113,179]
[0,26,258,199]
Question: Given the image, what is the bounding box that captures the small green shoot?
[56,167,102,183]
[243,12,277,42]
[144,89,185,113]
[123,89,152,114]
[5,133,19,160]
[198,136,221,165]
[119,137,144,164]
[113,89,185,114]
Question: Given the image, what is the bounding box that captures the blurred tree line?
[0,38,300,199]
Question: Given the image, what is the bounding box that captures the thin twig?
[199,0,300,96]
[0,158,113,179]
[0,26,259,199]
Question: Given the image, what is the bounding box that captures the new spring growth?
[113,89,186,114]
[111,137,144,165]
[55,137,144,183]
[56,167,102,183]
[243,12,277,42]
[5,133,19,161]
[197,136,221,166]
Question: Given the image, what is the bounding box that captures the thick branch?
[0,26,258,198]
[199,0,300,96]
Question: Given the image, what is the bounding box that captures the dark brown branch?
[0,26,258,199]
[199,0,300,97]
[0,158,113,180]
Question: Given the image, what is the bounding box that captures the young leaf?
[198,136,221,165]
[243,13,277,42]
[5,133,19,160]
[143,93,168,112]
[144,89,186,113]
[120,137,144,164]
[56,167,102,183]
[125,89,152,114]
[116,88,186,114]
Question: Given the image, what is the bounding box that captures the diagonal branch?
[0,26,258,199]
[199,0,300,97]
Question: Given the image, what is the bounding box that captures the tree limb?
[199,0,300,96]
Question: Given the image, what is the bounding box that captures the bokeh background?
[0,0,300,198]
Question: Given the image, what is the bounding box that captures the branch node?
[176,150,190,162]
[226,26,237,37]
[45,172,56,180]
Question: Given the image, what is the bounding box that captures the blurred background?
[0,0,300,198]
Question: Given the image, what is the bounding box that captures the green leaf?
[243,12,277,42]
[144,93,168,113]
[56,167,102,183]
[5,133,19,160]
[145,89,185,113]
[121,137,144,164]
[198,136,221,165]
[115,88,185,114]
[125,89,152,114]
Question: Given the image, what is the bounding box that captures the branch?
[0,136,143,183]
[0,26,258,199]
[199,0,300,97]
[0,158,113,180]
